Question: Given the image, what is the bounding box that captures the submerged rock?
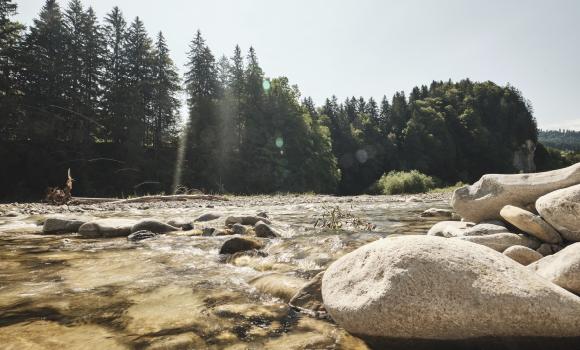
[219,236,264,254]
[451,162,580,222]
[500,205,562,244]
[503,245,543,265]
[79,218,137,238]
[455,232,540,252]
[528,243,580,295]
[127,230,158,241]
[43,217,86,234]
[289,271,327,318]
[321,235,580,341]
[248,273,306,302]
[536,184,580,242]
[131,219,178,234]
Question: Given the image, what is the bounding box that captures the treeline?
[538,129,580,151]
[1,0,541,199]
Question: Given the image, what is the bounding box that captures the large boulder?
[536,184,580,242]
[528,243,580,295]
[321,235,580,341]
[454,232,540,252]
[78,218,137,238]
[500,205,562,244]
[43,217,86,234]
[451,163,580,223]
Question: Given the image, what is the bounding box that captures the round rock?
[500,205,562,244]
[503,245,543,265]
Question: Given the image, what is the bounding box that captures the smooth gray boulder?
[451,162,580,223]
[503,245,543,265]
[462,221,509,236]
[500,205,562,244]
[78,218,138,238]
[529,243,580,295]
[536,184,580,242]
[455,232,540,252]
[131,219,178,234]
[43,217,86,234]
[321,235,580,340]
[231,223,247,235]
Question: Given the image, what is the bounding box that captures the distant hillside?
[539,129,580,151]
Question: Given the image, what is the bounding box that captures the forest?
[538,130,580,151]
[0,0,562,199]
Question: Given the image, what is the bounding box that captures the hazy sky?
[16,0,580,130]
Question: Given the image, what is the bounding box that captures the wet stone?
[127,230,158,241]
[220,236,265,254]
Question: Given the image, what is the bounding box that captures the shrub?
[375,170,437,195]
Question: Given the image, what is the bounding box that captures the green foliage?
[374,170,437,195]
[538,129,580,151]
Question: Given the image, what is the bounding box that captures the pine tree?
[184,30,219,190]
[151,31,180,151]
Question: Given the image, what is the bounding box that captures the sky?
[16,0,580,130]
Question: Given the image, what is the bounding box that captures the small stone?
[254,221,280,238]
[127,230,158,241]
[202,227,216,236]
[219,237,264,254]
[194,213,220,222]
[257,211,269,219]
[500,205,562,244]
[503,245,543,265]
[536,243,553,256]
[5,211,19,217]
[231,223,247,235]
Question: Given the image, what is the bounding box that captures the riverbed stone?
[321,235,580,340]
[225,215,271,226]
[43,217,86,234]
[219,236,264,254]
[166,218,193,229]
[131,219,178,234]
[254,221,280,238]
[462,221,510,236]
[248,273,306,302]
[127,230,158,241]
[289,271,327,318]
[420,208,458,219]
[231,223,247,235]
[503,245,543,265]
[451,162,580,222]
[528,242,580,295]
[78,218,138,237]
[536,184,580,242]
[500,205,562,243]
[455,232,540,252]
[426,221,475,238]
[194,213,221,222]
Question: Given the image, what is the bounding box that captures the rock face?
[512,139,536,173]
[427,221,474,238]
[321,235,580,340]
[219,237,264,254]
[254,221,280,238]
[225,215,271,226]
[131,219,178,234]
[455,232,540,252]
[528,243,580,295]
[500,205,562,243]
[43,217,86,234]
[451,162,580,223]
[503,245,543,265]
[78,218,137,238]
[289,271,327,318]
[536,184,580,242]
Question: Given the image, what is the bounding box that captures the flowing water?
[0,195,449,349]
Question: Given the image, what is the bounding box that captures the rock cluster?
[321,163,580,344]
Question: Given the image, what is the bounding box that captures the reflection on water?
[0,197,448,349]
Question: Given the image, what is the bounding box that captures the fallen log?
[69,194,228,205]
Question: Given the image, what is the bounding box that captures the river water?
[0,195,449,349]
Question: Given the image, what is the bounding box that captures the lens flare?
[275,137,284,148]
[262,79,271,92]
[355,149,368,163]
